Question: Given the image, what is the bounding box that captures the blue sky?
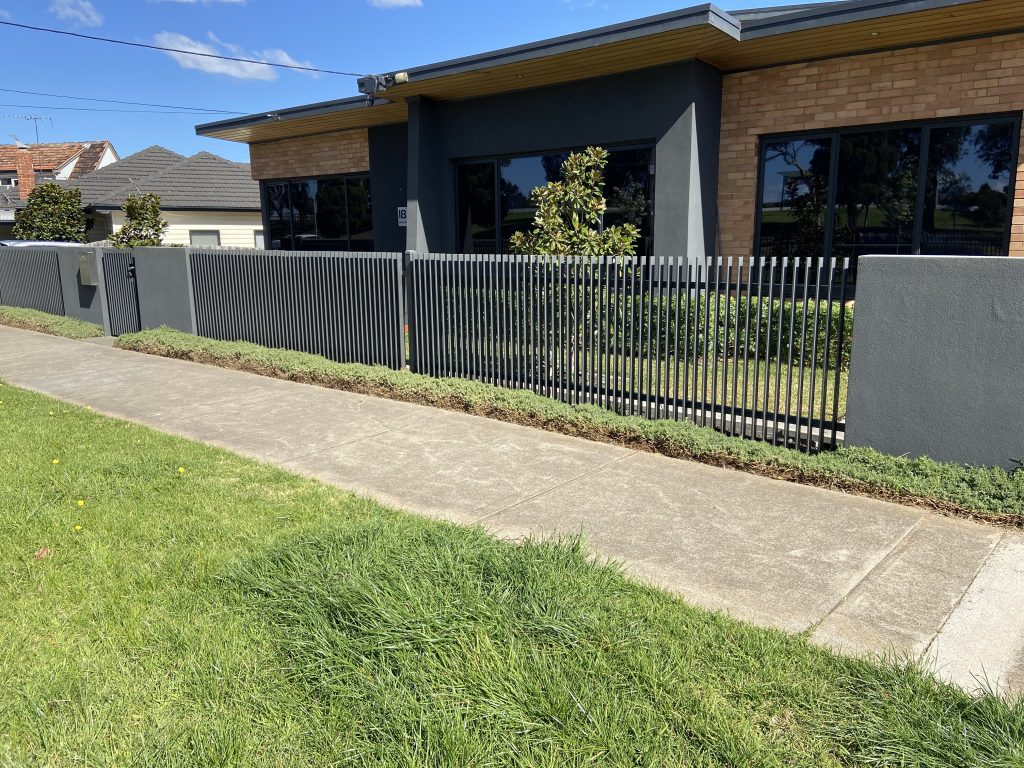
[1,0,820,162]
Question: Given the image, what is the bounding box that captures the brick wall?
[248,128,370,180]
[718,33,1024,259]
[15,148,34,199]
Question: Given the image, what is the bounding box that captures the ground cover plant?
[116,326,1024,526]
[0,306,103,339]
[1,380,1022,766]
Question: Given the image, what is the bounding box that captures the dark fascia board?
[196,96,394,138]
[401,4,738,81]
[739,0,982,38]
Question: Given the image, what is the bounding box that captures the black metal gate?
[102,251,141,336]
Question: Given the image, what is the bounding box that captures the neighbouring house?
[0,141,118,238]
[195,0,1024,263]
[70,146,264,248]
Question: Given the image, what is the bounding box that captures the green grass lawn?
[2,381,1022,767]
[563,353,848,421]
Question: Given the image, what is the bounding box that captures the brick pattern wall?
[15,148,34,199]
[248,128,370,181]
[718,33,1024,259]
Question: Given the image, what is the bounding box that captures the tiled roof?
[0,141,111,172]
[68,142,114,178]
[71,145,260,211]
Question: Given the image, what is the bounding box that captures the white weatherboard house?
[71,146,264,248]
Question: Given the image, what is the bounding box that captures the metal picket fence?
[0,247,64,316]
[0,244,854,451]
[189,248,406,369]
[408,253,854,452]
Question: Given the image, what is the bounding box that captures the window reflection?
[456,146,655,255]
[346,177,374,251]
[457,162,497,253]
[755,117,1016,262]
[264,181,290,250]
[758,138,832,259]
[260,175,373,252]
[922,123,1012,255]
[833,128,920,258]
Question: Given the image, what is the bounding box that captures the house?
[0,141,117,238]
[195,0,1024,262]
[70,146,264,248]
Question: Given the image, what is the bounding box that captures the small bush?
[110,192,167,248]
[115,327,1023,526]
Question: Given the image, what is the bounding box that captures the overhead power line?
[0,20,365,77]
[0,102,242,115]
[0,87,246,115]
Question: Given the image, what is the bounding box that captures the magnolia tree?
[12,183,88,242]
[509,146,640,260]
[509,147,642,376]
[110,193,167,248]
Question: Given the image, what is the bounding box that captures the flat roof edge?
[739,0,980,38]
[196,96,389,137]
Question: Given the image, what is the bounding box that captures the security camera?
[357,72,410,105]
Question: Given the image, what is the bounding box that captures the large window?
[456,145,655,255]
[261,174,374,251]
[756,115,1018,261]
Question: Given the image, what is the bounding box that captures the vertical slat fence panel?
[408,251,852,452]
[0,247,64,316]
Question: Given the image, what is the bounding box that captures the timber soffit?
[196,0,1010,143]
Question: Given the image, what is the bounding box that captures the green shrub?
[109,192,167,248]
[12,183,88,242]
[0,305,104,339]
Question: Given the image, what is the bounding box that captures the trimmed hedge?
[0,306,104,339]
[454,283,854,370]
[115,326,1023,527]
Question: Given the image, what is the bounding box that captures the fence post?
[95,249,113,336]
[404,250,416,372]
[184,248,198,335]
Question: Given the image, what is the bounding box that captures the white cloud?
[153,31,317,81]
[49,0,103,26]
[368,0,422,8]
[0,9,11,19]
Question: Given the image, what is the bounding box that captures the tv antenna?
[2,114,52,143]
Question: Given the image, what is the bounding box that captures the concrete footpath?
[2,325,1022,697]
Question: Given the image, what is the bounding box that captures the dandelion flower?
[178,467,186,475]
[52,458,60,465]
[48,411,54,416]
[76,499,85,508]
[74,525,82,532]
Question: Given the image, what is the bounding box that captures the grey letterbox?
[78,250,98,287]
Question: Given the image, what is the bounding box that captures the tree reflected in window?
[833,128,919,258]
[758,138,832,259]
[259,175,373,252]
[923,123,1013,255]
[755,117,1017,262]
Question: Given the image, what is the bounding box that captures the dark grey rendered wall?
[368,123,410,253]
[132,248,196,333]
[57,247,108,331]
[404,60,722,257]
[845,256,1024,470]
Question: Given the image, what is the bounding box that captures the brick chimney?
[15,146,35,199]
